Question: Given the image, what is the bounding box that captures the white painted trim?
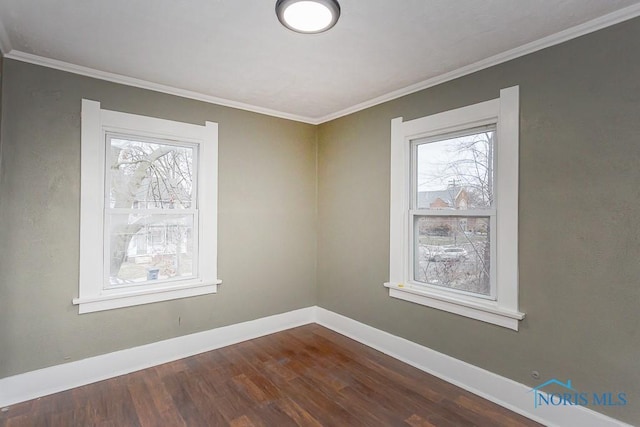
[0,306,632,426]
[388,87,522,330]
[199,121,219,287]
[316,3,640,124]
[384,283,523,331]
[389,117,406,284]
[3,4,640,124]
[2,51,317,125]
[401,99,499,139]
[0,307,316,408]
[76,100,221,313]
[73,281,221,314]
[78,99,104,305]
[315,307,633,427]
[496,86,520,310]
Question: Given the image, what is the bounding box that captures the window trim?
[385,86,524,330]
[74,99,221,313]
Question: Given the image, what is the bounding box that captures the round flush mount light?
[276,0,341,34]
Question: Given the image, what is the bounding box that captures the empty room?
[0,1,638,426]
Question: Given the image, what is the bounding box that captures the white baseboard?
[0,306,315,408]
[315,307,631,427]
[0,306,631,427]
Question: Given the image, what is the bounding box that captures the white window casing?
[385,86,524,330]
[74,99,221,313]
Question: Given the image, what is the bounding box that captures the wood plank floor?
[0,324,541,426]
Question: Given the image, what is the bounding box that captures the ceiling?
[1,0,639,124]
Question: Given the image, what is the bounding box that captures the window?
[386,86,524,330]
[74,100,221,313]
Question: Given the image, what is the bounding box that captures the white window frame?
[385,86,524,330]
[74,99,221,313]
[103,132,200,289]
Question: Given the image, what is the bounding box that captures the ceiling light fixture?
[276,0,341,34]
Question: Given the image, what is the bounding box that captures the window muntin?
[105,134,199,288]
[411,127,496,299]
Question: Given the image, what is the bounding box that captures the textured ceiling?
[1,0,639,123]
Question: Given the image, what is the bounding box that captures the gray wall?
[317,18,640,424]
[0,59,317,378]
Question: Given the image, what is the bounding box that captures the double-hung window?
[386,86,524,330]
[74,100,221,313]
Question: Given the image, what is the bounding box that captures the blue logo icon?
[529,378,627,409]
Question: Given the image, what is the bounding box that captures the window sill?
[384,282,524,330]
[73,280,222,314]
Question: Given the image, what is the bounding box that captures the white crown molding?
[315,2,640,124]
[2,50,318,124]
[0,16,12,55]
[315,308,633,427]
[3,3,640,125]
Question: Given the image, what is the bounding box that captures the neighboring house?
[417,186,468,210]
[122,173,193,260]
[418,186,485,234]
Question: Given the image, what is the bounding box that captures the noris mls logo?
[529,378,627,409]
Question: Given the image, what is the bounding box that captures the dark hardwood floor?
[0,324,541,426]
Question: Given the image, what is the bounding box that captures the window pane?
[109,136,195,209]
[414,216,490,296]
[109,214,195,286]
[416,128,495,209]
